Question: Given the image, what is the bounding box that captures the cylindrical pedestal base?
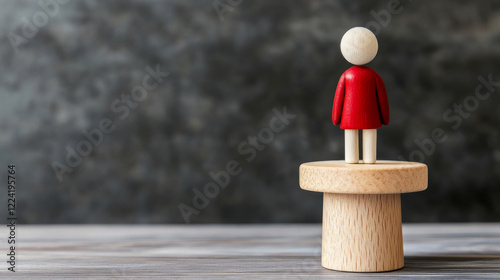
[322,193,404,272]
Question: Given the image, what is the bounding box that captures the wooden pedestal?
[299,160,427,272]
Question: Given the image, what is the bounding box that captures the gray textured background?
[0,0,499,223]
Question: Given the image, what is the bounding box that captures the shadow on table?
[403,255,500,273]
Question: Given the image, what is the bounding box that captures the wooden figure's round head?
[340,27,378,65]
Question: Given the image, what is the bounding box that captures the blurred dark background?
[0,0,499,224]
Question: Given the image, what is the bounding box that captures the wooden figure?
[298,27,428,273]
[332,27,389,164]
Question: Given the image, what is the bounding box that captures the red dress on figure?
[332,66,390,129]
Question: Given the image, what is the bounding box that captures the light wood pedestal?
[299,160,428,272]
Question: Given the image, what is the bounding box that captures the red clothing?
[332,66,389,129]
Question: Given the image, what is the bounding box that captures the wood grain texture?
[300,160,427,271]
[322,193,403,272]
[3,224,500,279]
[299,160,428,194]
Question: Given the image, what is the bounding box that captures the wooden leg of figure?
[345,129,359,164]
[362,129,377,164]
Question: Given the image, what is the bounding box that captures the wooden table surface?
[3,224,500,279]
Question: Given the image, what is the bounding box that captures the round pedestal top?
[299,160,427,194]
